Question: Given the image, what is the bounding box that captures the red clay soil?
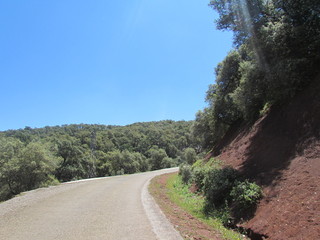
[212,76,320,239]
[149,173,224,240]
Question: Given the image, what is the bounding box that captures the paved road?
[0,168,182,240]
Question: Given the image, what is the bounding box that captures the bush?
[39,174,60,188]
[179,158,264,226]
[230,180,262,210]
[181,148,198,165]
[179,164,193,184]
[192,167,210,192]
[192,157,223,192]
[203,167,239,208]
[209,202,233,226]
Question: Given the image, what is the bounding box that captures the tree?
[147,147,169,170]
[54,138,89,182]
[95,150,111,177]
[209,0,267,46]
[0,139,59,197]
[182,148,198,165]
[0,137,24,197]
[194,0,320,150]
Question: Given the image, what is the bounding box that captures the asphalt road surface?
[0,168,183,240]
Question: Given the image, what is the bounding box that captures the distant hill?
[0,120,196,201]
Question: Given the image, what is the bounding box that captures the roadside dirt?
[212,77,320,239]
[149,173,223,240]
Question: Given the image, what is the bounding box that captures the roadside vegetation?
[179,158,262,237]
[167,173,246,240]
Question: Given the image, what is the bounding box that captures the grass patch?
[166,173,245,240]
[193,157,222,169]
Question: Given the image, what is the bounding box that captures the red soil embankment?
[214,77,320,239]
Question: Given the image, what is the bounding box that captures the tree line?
[0,121,199,201]
[193,0,320,149]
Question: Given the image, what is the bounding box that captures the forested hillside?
[184,1,320,239]
[0,121,197,201]
[193,0,320,149]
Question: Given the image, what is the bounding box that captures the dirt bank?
[214,77,320,239]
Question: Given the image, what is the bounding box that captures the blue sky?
[0,0,233,131]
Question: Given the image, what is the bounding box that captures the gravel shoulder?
[149,172,224,240]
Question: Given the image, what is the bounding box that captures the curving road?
[0,168,182,240]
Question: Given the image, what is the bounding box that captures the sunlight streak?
[233,0,270,72]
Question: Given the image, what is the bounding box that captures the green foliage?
[179,164,193,184]
[209,50,243,124]
[195,0,320,150]
[165,174,245,240]
[181,147,198,165]
[192,109,217,149]
[39,174,60,188]
[193,157,222,169]
[230,180,262,209]
[178,159,263,227]
[162,156,175,169]
[95,149,149,176]
[192,158,222,192]
[192,167,206,191]
[203,167,239,209]
[147,147,170,170]
[54,138,90,182]
[0,121,196,201]
[259,102,271,116]
[0,138,59,199]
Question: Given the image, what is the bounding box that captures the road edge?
[141,170,183,240]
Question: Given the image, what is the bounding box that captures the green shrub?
[192,159,203,168]
[39,174,60,188]
[230,180,262,210]
[179,164,193,184]
[192,157,222,192]
[192,157,222,169]
[192,167,206,191]
[180,158,263,226]
[209,201,232,226]
[203,166,239,208]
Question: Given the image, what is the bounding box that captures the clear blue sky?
[0,0,233,131]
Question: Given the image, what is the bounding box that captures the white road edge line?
[141,173,183,240]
